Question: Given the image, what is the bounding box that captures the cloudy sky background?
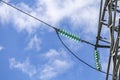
[0,0,113,80]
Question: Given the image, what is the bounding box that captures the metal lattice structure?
[95,0,120,80]
[1,0,120,79]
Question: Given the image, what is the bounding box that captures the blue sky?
[0,0,113,80]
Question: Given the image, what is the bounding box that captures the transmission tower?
[95,0,120,80]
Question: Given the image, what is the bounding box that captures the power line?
[55,30,112,76]
[0,0,56,29]
[0,0,113,77]
[0,0,96,47]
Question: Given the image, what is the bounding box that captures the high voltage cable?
[0,0,112,76]
[0,0,56,29]
[55,31,112,76]
[57,28,102,71]
[0,0,95,47]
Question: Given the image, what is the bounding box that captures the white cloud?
[0,0,99,35]
[45,49,59,58]
[40,49,72,80]
[9,58,37,77]
[9,49,73,80]
[25,35,41,51]
[40,59,70,80]
[0,46,4,51]
[0,1,41,33]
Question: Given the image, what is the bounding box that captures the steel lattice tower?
[95,0,120,80]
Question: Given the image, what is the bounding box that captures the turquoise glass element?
[57,29,81,42]
[94,50,102,70]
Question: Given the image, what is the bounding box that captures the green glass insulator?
[96,62,101,69]
[94,53,100,60]
[94,50,102,70]
[58,29,81,42]
[96,67,101,70]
